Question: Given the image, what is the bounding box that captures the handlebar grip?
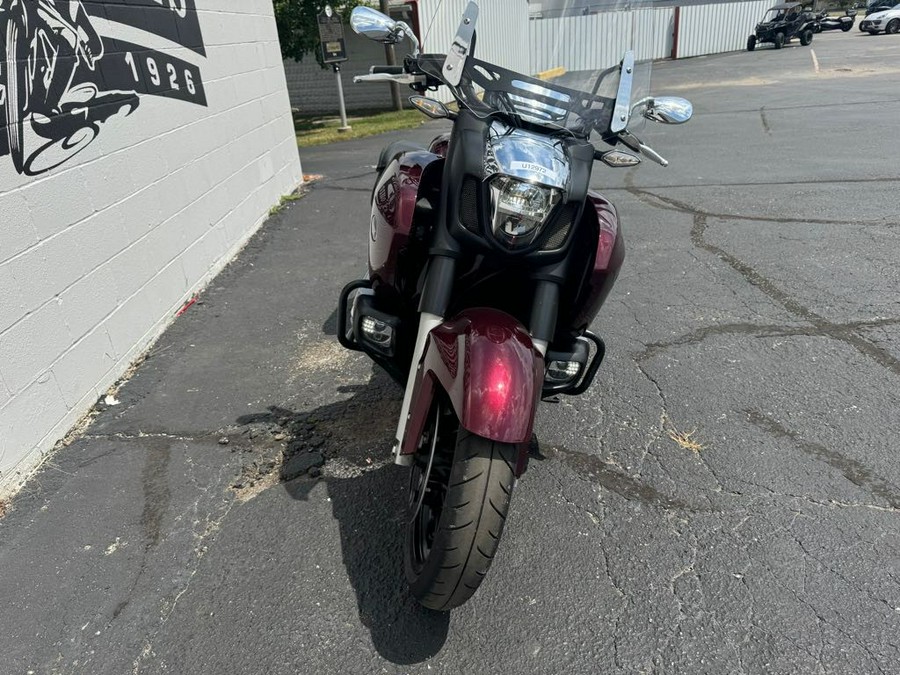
[370,65,405,75]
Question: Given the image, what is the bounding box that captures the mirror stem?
[397,21,420,55]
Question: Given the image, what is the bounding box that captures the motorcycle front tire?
[405,412,516,611]
[4,14,28,174]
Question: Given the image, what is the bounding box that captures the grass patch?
[666,420,706,454]
[269,190,306,216]
[295,109,424,147]
[0,499,7,518]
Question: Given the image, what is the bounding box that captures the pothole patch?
[226,376,402,502]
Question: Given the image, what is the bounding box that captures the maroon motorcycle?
[337,0,692,610]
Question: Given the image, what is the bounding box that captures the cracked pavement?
[1,30,899,674]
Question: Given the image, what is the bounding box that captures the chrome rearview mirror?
[351,7,403,43]
[643,97,693,125]
[350,6,420,54]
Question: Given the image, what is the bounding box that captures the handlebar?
[370,65,406,75]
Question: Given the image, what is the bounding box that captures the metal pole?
[379,0,403,111]
[333,64,351,132]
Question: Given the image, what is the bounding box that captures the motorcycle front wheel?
[404,397,517,611]
[4,14,28,174]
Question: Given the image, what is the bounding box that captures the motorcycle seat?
[376,140,428,173]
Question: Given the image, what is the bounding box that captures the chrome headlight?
[489,177,561,248]
[483,122,569,249]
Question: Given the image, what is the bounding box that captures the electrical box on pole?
[318,5,351,132]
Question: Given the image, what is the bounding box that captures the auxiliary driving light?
[361,316,393,346]
[546,360,582,383]
[350,291,400,358]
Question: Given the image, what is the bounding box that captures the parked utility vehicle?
[747,2,817,50]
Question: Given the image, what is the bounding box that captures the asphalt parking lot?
[1,29,899,675]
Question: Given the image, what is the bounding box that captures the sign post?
[318,5,351,132]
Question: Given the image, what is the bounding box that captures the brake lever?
[353,73,427,85]
[636,142,668,167]
[617,131,669,167]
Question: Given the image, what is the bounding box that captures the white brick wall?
[0,0,302,495]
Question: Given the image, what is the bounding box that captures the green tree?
[273,1,369,64]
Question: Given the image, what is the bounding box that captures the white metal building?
[414,0,777,78]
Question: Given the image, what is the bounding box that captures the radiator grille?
[541,204,578,251]
[459,176,480,232]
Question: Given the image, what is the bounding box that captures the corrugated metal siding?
[529,9,673,74]
[417,3,673,80]
[677,0,771,58]
[414,0,774,105]
[418,0,530,101]
[418,0,530,70]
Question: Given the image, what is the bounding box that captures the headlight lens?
[489,176,560,249]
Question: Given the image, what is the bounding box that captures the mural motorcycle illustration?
[1,0,138,175]
[338,1,693,609]
[1,0,208,177]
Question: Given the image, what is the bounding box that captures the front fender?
[400,309,544,465]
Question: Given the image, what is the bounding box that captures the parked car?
[859,2,900,31]
[813,8,857,31]
[865,0,894,15]
[747,2,817,50]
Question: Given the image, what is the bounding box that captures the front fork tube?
[393,311,443,465]
[393,256,457,465]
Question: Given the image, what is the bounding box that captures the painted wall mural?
[0,0,208,177]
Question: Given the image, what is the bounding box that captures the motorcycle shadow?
[249,364,450,663]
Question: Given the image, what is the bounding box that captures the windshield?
[763,7,797,21]
[418,0,654,137]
